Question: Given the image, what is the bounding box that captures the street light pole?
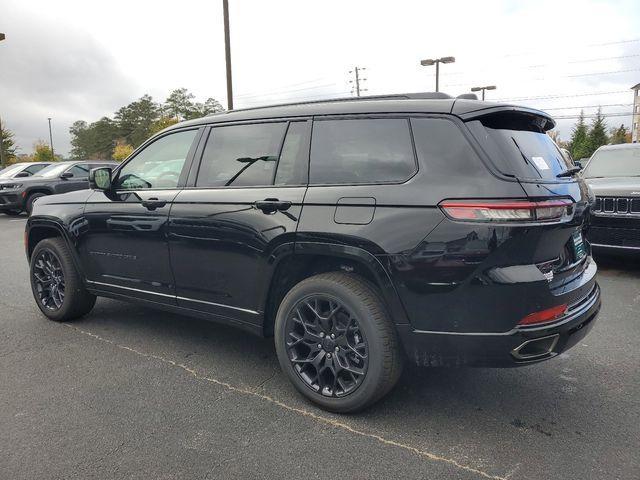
[420,56,455,92]
[471,85,497,101]
[222,0,233,110]
[47,118,54,159]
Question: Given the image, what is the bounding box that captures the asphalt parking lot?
[1,214,639,480]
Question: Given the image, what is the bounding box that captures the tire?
[26,192,47,216]
[30,237,96,321]
[3,209,22,216]
[274,272,403,413]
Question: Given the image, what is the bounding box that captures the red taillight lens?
[439,199,573,223]
[518,304,568,326]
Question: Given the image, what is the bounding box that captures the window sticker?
[531,156,549,171]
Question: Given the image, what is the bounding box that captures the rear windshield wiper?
[556,167,582,178]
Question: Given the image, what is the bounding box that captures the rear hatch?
[465,110,593,290]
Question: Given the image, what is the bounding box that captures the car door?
[55,163,91,194]
[168,120,310,326]
[78,128,203,304]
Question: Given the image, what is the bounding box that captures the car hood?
[0,176,56,186]
[583,176,640,196]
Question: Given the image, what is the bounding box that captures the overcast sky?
[1,0,639,156]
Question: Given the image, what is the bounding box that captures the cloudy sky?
[1,0,639,156]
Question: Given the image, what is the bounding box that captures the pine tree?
[587,108,609,156]
[609,124,630,144]
[569,111,589,160]
[1,121,18,167]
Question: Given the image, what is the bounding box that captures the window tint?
[274,122,309,185]
[310,118,416,184]
[197,122,287,187]
[114,129,197,190]
[68,164,89,178]
[411,118,487,181]
[24,164,48,175]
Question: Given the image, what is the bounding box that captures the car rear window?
[309,118,416,184]
[467,113,568,181]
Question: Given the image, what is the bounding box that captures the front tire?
[30,237,96,321]
[3,209,22,216]
[274,272,403,413]
[26,192,46,216]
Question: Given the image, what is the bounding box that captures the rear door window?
[467,114,568,181]
[196,122,287,187]
[309,118,416,184]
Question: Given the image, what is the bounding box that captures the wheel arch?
[261,242,410,337]
[26,219,86,281]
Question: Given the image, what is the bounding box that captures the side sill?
[87,288,264,337]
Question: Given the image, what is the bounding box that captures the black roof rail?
[226,92,453,113]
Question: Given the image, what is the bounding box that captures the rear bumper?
[397,282,601,367]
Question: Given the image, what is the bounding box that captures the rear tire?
[30,237,96,321]
[26,192,46,216]
[274,272,403,413]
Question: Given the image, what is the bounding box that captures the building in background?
[633,82,640,143]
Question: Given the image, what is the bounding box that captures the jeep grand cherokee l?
[25,94,601,412]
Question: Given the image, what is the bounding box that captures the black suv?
[582,143,640,254]
[25,94,601,412]
[0,160,116,215]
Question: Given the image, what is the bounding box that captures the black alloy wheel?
[32,248,66,311]
[285,295,369,397]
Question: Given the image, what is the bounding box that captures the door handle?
[141,197,167,211]
[255,198,292,214]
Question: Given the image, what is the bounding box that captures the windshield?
[0,164,26,179]
[34,163,71,178]
[467,114,569,181]
[582,148,640,178]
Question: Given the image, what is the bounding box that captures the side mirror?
[89,167,112,191]
[60,171,74,179]
[14,171,30,178]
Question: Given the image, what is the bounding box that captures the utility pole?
[222,0,233,110]
[420,56,455,92]
[349,66,367,97]
[47,118,54,159]
[471,85,496,100]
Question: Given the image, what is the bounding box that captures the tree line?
[565,108,631,161]
[69,88,224,161]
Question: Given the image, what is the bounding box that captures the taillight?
[518,304,568,326]
[439,199,573,223]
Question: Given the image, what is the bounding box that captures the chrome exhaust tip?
[511,334,560,361]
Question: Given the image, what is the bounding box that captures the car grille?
[593,196,640,214]
[589,226,640,248]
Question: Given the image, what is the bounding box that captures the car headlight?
[0,184,23,190]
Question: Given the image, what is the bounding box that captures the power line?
[498,90,630,101]
[537,103,634,111]
[566,68,640,78]
[553,111,633,119]
[236,82,337,99]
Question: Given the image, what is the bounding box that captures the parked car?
[0,162,52,214]
[582,143,640,254]
[25,94,600,412]
[0,160,116,215]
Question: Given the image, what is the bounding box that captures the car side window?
[114,129,197,190]
[274,121,309,186]
[24,164,47,175]
[309,118,416,184]
[67,164,90,178]
[196,122,287,187]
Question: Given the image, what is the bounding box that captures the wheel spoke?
[285,293,369,398]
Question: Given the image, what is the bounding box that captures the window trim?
[307,115,420,187]
[111,126,204,192]
[187,118,312,190]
